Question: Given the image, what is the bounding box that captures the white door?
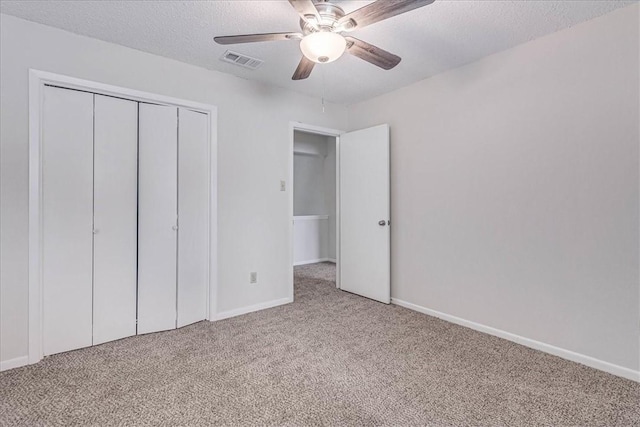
[339,124,390,304]
[138,103,178,334]
[177,108,209,327]
[42,86,94,355]
[93,95,138,345]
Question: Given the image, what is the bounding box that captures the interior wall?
[0,14,347,365]
[294,154,327,215]
[348,5,639,372]
[294,132,329,216]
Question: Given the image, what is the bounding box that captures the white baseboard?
[213,297,293,321]
[0,355,29,372]
[391,298,640,383]
[294,258,333,266]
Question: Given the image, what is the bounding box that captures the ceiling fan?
[214,0,435,80]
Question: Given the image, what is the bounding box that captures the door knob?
[172,225,178,231]
[378,220,386,226]
[92,229,99,234]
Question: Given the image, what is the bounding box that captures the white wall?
[0,14,347,365]
[348,5,639,373]
[293,216,329,265]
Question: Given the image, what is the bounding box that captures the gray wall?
[348,5,639,371]
[294,132,329,216]
[0,14,347,365]
[294,153,327,215]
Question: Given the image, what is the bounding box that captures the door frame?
[28,69,218,365]
[288,122,343,299]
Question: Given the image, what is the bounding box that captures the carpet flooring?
[1,262,638,426]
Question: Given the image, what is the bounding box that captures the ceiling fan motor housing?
[300,2,349,34]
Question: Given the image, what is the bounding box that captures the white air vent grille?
[220,50,264,70]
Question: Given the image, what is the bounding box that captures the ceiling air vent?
[220,50,264,70]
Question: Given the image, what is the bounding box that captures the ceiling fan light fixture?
[299,32,346,64]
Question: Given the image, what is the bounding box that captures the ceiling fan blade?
[292,56,315,80]
[214,32,302,45]
[338,0,435,32]
[345,37,401,70]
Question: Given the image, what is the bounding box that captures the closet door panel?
[177,109,209,327]
[93,95,138,345]
[42,87,94,356]
[138,103,178,334]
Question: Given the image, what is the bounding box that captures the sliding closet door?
[138,103,178,334]
[42,86,94,356]
[93,95,138,345]
[177,108,209,327]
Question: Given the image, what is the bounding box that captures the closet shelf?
[293,215,329,221]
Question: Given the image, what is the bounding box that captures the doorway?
[288,122,391,304]
[289,123,342,299]
[293,130,337,265]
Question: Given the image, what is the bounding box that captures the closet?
[41,85,210,356]
[292,130,337,266]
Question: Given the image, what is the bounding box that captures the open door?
[339,124,390,304]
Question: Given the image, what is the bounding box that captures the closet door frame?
[27,69,218,367]
[288,121,343,302]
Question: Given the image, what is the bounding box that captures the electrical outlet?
[250,272,257,284]
[280,180,286,191]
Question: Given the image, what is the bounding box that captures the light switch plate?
[280,180,286,191]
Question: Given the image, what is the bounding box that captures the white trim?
[28,69,218,366]
[208,106,219,323]
[289,122,344,300]
[293,258,334,266]
[28,70,44,364]
[0,356,29,372]
[391,298,640,383]
[290,122,343,137]
[213,297,293,321]
[335,135,340,290]
[31,70,215,113]
[294,215,329,221]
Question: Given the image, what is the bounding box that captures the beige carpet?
[1,262,638,426]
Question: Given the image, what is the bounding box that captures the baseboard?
[391,298,640,383]
[294,258,332,266]
[0,355,29,372]
[213,297,293,321]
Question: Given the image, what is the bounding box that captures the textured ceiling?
[0,0,634,104]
